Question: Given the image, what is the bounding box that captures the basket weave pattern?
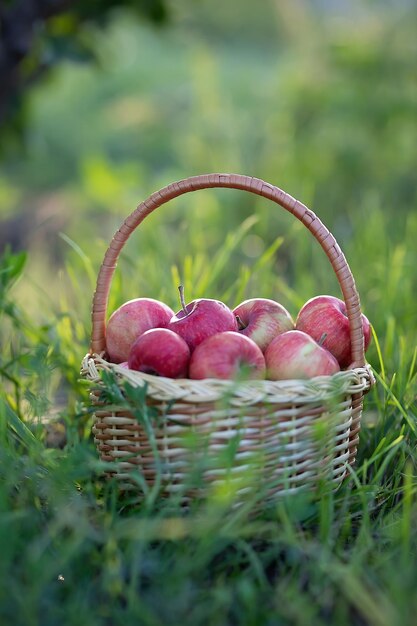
[82,174,374,499]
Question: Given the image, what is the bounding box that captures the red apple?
[233,298,294,352]
[189,331,266,380]
[128,328,190,378]
[295,295,371,368]
[265,330,340,380]
[106,298,175,363]
[168,288,238,351]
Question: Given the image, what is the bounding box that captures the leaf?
[0,249,27,294]
[0,396,38,449]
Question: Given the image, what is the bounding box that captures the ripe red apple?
[168,287,238,351]
[128,328,190,378]
[265,330,340,380]
[189,331,266,380]
[295,295,371,368]
[233,298,294,352]
[106,298,175,363]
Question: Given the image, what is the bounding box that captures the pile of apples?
[105,288,371,381]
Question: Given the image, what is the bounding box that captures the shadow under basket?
[81,173,375,504]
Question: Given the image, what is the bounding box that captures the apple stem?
[178,285,188,315]
[318,332,327,347]
[235,315,246,330]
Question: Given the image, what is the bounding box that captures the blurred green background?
[2,0,416,325]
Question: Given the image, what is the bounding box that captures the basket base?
[83,356,374,506]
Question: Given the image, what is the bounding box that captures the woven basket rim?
[82,353,374,405]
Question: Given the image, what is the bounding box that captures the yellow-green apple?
[295,295,371,368]
[168,288,238,351]
[233,298,294,351]
[128,328,190,378]
[189,331,266,380]
[265,330,340,380]
[106,298,175,363]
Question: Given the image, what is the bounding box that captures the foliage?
[0,0,168,146]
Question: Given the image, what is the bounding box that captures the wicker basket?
[81,173,374,502]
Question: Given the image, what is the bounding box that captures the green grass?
[1,3,417,624]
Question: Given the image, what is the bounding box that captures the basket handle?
[90,173,366,368]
